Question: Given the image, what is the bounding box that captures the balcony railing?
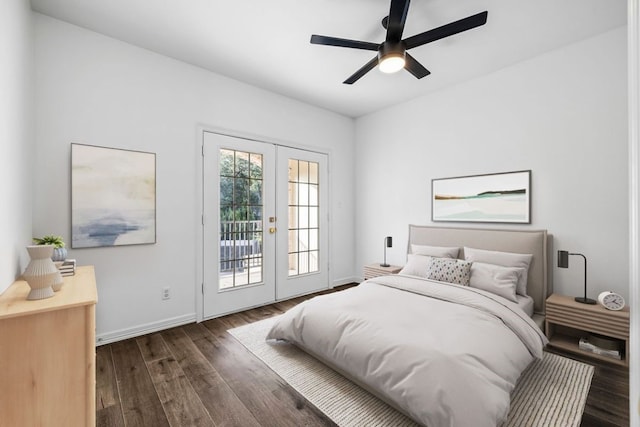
[220,220,262,272]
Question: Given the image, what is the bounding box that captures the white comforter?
[266,275,548,427]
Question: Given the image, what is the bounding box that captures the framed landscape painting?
[71,144,156,248]
[432,170,531,224]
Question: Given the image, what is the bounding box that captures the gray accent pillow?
[399,254,432,278]
[411,244,460,259]
[469,262,523,303]
[464,247,533,296]
[427,258,472,286]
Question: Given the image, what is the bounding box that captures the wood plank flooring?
[97,285,629,427]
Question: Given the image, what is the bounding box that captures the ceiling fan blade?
[404,53,430,79]
[343,57,379,84]
[404,11,488,50]
[311,34,379,51]
[386,0,410,42]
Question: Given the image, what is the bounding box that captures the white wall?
[34,14,356,342]
[355,27,629,301]
[0,0,33,294]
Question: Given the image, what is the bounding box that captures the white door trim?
[195,126,333,322]
[628,0,639,422]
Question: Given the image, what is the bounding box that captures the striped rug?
[228,317,594,427]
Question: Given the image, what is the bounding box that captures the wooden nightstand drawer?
[363,264,402,280]
[545,293,629,367]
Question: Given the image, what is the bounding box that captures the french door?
[202,132,328,318]
[276,146,329,300]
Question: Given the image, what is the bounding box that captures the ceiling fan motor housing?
[378,41,406,62]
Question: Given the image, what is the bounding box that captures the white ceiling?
[30,0,626,118]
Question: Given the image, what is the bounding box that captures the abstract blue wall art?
[432,170,531,224]
[71,144,156,248]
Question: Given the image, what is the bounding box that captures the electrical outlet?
[162,287,170,300]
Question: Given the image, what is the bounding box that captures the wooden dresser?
[0,265,98,426]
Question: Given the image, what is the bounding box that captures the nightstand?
[363,263,402,280]
[545,293,629,367]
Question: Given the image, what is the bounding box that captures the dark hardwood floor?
[96,285,629,427]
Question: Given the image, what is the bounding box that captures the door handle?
[269,227,277,234]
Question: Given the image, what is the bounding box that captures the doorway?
[202,131,328,318]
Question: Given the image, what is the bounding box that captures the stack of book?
[57,259,76,277]
[578,336,622,360]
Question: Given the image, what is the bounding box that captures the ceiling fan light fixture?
[379,54,405,73]
[378,41,406,74]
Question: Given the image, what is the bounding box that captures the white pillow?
[411,244,459,259]
[464,247,533,296]
[399,254,432,278]
[469,262,523,302]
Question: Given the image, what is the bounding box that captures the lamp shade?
[557,250,569,268]
[385,236,393,248]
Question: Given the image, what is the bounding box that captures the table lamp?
[381,236,392,267]
[557,250,596,304]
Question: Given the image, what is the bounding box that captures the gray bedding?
[266,274,548,427]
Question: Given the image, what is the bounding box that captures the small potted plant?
[33,234,67,262]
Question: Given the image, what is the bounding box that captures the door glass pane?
[309,251,319,272]
[309,185,318,206]
[249,180,262,206]
[309,207,318,228]
[249,206,262,224]
[287,158,320,277]
[288,229,298,252]
[219,148,263,289]
[220,150,234,176]
[233,179,248,206]
[298,252,309,275]
[288,159,298,182]
[249,153,262,179]
[298,229,309,251]
[309,229,318,251]
[288,207,298,229]
[299,161,309,183]
[309,162,318,184]
[288,182,297,205]
[235,151,249,178]
[298,183,309,205]
[299,206,309,229]
[288,253,298,276]
[220,176,233,206]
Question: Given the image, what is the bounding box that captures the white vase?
[52,262,64,292]
[23,245,57,300]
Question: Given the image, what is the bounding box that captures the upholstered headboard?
[407,225,551,319]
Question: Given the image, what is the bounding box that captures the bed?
[267,225,552,427]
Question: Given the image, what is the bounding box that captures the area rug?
[228,317,594,427]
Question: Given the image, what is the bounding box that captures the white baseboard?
[96,313,196,346]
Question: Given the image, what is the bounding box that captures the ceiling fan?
[310,0,488,84]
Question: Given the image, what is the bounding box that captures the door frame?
[195,126,333,322]
[628,0,639,422]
